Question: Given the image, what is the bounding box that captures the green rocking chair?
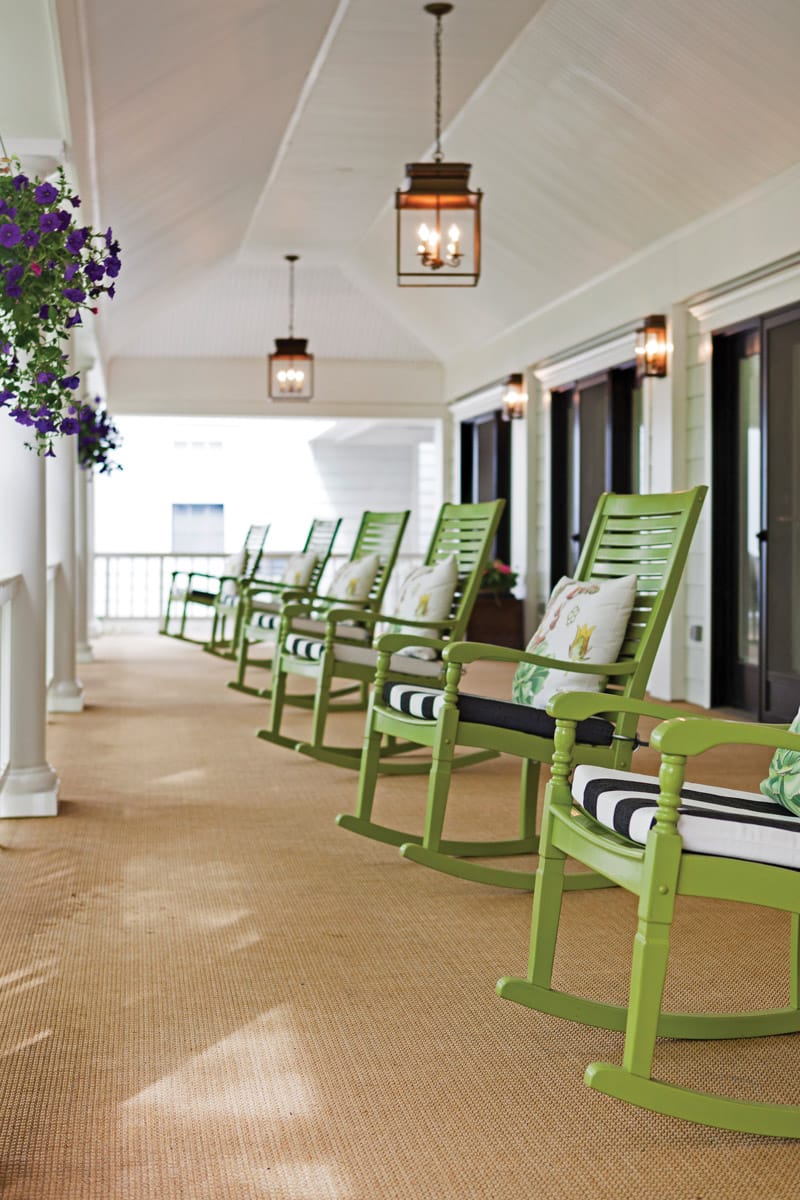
[498,690,800,1137]
[336,488,707,890]
[255,508,411,749]
[259,500,505,770]
[160,523,270,643]
[221,516,342,678]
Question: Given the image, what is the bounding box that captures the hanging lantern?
[395,3,482,287]
[268,254,314,400]
[634,315,668,380]
[500,373,527,421]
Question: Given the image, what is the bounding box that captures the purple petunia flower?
[11,408,34,426]
[0,389,15,406]
[69,194,81,208]
[105,227,113,247]
[60,374,80,390]
[57,210,71,231]
[39,212,60,233]
[4,284,22,299]
[104,255,121,279]
[66,227,88,253]
[0,201,17,218]
[12,174,28,191]
[64,262,79,282]
[84,261,104,282]
[108,283,116,299]
[34,182,58,205]
[62,286,86,303]
[22,229,40,248]
[65,312,82,329]
[0,222,22,248]
[36,372,54,385]
[39,305,50,320]
[60,416,79,435]
[6,264,23,285]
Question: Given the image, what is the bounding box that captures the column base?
[47,680,85,713]
[76,643,94,664]
[0,764,59,817]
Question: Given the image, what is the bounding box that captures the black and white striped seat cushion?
[284,634,326,660]
[252,611,281,631]
[381,683,615,745]
[572,765,800,870]
[219,593,239,607]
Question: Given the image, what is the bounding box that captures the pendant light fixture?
[395,3,482,287]
[268,254,314,400]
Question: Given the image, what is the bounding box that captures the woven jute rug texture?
[0,635,796,1198]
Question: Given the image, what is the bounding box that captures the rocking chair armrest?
[546,693,701,724]
[321,604,377,625]
[374,632,449,655]
[443,641,638,676]
[651,716,800,757]
[181,569,221,584]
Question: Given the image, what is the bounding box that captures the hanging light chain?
[433,10,443,162]
[285,253,298,337]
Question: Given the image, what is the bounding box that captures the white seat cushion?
[333,643,441,678]
[572,765,800,871]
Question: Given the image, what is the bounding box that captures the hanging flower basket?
[77,397,122,474]
[0,150,121,455]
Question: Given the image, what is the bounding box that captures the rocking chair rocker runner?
[498,690,800,1137]
[258,500,505,769]
[160,523,270,643]
[255,508,412,749]
[221,516,342,678]
[336,487,707,889]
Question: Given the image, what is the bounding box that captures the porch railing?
[93,552,417,626]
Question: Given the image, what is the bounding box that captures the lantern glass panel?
[396,196,480,286]
[268,352,314,401]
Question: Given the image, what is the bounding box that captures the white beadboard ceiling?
[6,0,800,373]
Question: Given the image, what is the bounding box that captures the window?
[171,504,224,553]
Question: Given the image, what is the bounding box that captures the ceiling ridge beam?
[236,0,354,261]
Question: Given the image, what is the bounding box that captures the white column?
[0,417,59,817]
[75,464,94,661]
[46,435,84,712]
[643,305,690,701]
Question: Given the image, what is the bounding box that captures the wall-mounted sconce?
[635,314,668,379]
[500,373,527,420]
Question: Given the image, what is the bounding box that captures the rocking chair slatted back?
[348,510,411,609]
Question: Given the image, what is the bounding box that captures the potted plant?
[480,559,518,594]
[0,146,120,455]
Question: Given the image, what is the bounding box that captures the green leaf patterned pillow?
[512,574,637,710]
[760,709,800,817]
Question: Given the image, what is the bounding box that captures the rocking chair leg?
[421,720,458,851]
[519,759,541,843]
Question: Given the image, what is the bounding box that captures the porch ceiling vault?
[4,0,800,391]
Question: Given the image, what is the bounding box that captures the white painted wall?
[93,415,437,563]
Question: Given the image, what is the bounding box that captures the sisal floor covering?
[0,634,796,1198]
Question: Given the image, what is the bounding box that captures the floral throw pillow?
[385,554,459,660]
[280,552,317,588]
[512,574,638,710]
[760,708,800,817]
[325,553,380,603]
